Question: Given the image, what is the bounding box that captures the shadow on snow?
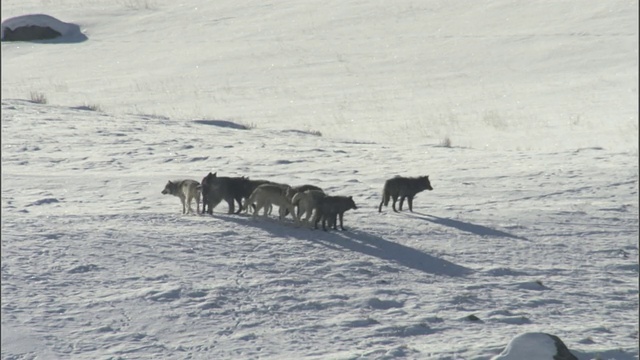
[211,212,473,277]
[406,212,529,241]
[331,229,473,277]
[192,119,250,130]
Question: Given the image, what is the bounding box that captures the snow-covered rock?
[492,332,578,360]
[1,14,85,42]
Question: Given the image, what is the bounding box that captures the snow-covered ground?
[1,1,638,359]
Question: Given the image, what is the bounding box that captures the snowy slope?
[2,0,637,150]
[1,1,638,359]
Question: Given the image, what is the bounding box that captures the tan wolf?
[246,183,298,223]
[161,179,201,214]
[291,189,326,223]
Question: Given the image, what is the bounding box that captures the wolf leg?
[288,205,299,223]
[407,196,414,212]
[322,215,329,231]
[378,192,388,212]
[201,192,208,214]
[226,198,235,214]
[234,197,243,214]
[250,198,260,216]
[313,211,322,229]
[180,196,187,214]
[303,204,313,223]
[207,199,214,215]
[205,192,222,215]
[398,196,406,211]
[186,195,193,214]
[338,213,345,231]
[330,214,338,230]
[296,204,302,220]
[391,195,399,212]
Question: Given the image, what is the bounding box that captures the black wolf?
[378,175,433,213]
[313,195,357,231]
[200,172,247,215]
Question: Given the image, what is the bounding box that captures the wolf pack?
[161,172,433,231]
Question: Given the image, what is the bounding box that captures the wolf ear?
[349,196,353,199]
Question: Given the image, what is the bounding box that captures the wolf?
[286,184,323,199]
[378,175,433,213]
[284,184,323,216]
[200,172,246,215]
[246,183,298,223]
[161,179,201,215]
[291,189,326,223]
[313,195,357,231]
[241,180,290,214]
[238,178,277,213]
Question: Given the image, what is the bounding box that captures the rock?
[1,14,87,42]
[492,332,578,360]
[2,25,61,41]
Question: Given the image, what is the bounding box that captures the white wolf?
[291,189,326,223]
[245,183,298,223]
[161,179,201,214]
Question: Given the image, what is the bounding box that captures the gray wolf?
[246,183,298,223]
[285,184,323,217]
[286,184,323,199]
[378,175,433,213]
[313,195,357,231]
[239,178,277,212]
[243,181,291,214]
[161,179,201,214]
[200,172,246,215]
[291,189,326,223]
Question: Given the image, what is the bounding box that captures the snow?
[1,1,638,359]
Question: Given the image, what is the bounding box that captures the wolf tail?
[244,192,257,213]
[291,192,303,207]
[378,187,390,212]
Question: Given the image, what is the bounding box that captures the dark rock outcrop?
[2,25,61,41]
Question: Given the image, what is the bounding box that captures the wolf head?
[161,180,176,195]
[347,196,357,210]
[201,172,216,186]
[421,176,433,191]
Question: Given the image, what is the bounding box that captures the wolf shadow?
[214,214,473,277]
[326,229,473,277]
[406,212,529,241]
